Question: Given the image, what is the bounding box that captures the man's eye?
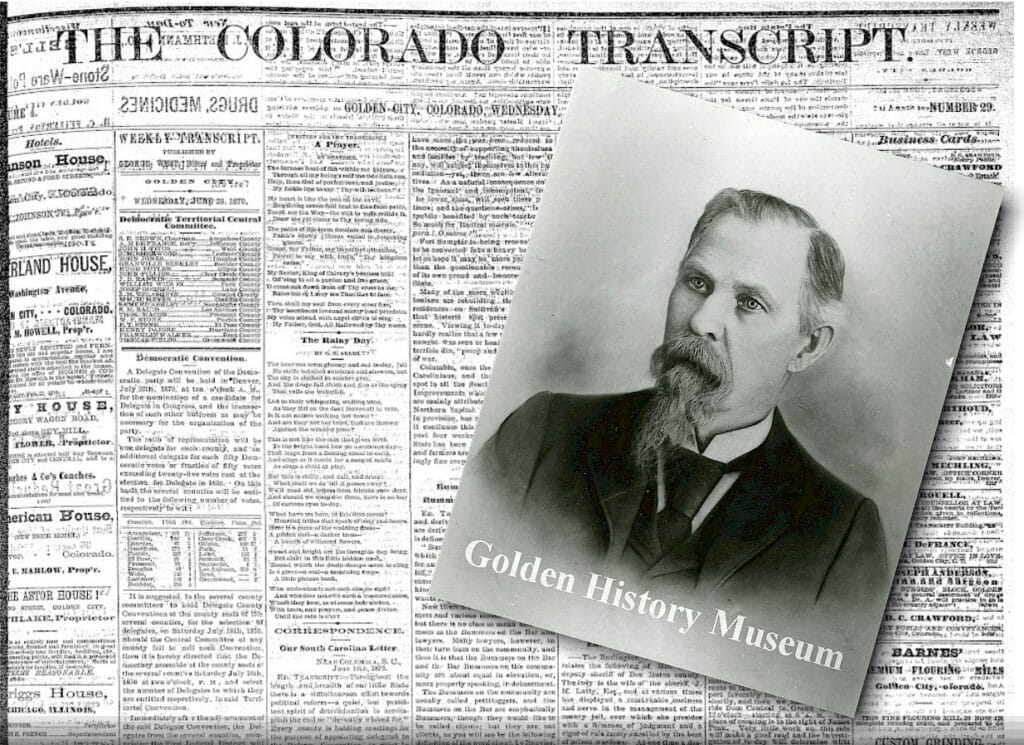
[738,296,766,313]
[686,276,709,293]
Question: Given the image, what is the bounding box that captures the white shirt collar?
[676,410,774,465]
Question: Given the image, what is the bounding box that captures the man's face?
[657,213,814,437]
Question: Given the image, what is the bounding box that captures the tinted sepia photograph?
[432,69,1003,716]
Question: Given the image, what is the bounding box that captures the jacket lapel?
[694,472,789,592]
[644,546,701,579]
[574,390,654,563]
[585,449,647,562]
[694,413,803,592]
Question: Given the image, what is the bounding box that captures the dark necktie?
[655,445,760,557]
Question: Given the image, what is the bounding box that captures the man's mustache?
[651,334,729,389]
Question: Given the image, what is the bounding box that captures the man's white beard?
[632,333,732,479]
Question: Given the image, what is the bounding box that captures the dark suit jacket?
[466,389,889,626]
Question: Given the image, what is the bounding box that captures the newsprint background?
[3,1,1019,743]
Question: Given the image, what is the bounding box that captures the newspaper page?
[4,1,1014,742]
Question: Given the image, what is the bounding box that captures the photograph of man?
[464,188,888,620]
[433,70,1002,714]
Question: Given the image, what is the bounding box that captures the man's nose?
[688,294,727,341]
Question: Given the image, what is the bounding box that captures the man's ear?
[788,325,835,374]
